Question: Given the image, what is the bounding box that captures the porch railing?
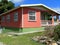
[41,20,52,26]
[59,20,60,23]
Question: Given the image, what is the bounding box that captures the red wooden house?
[0,4,60,32]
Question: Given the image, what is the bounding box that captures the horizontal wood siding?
[1,8,22,28]
[23,7,41,28]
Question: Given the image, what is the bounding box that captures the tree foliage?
[0,0,15,14]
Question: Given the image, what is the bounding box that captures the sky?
[8,0,60,13]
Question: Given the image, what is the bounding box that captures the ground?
[0,32,45,45]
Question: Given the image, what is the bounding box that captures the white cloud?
[0,0,1,2]
[53,8,60,13]
[8,0,24,3]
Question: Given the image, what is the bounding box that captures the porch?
[28,5,60,26]
[41,12,60,26]
[41,20,52,26]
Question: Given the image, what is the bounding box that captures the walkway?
[0,42,5,45]
[8,30,45,35]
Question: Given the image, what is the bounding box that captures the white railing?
[54,21,60,25]
[54,21,58,25]
[41,20,52,26]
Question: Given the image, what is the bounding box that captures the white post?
[47,21,48,26]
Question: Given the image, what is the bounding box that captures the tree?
[1,0,8,4]
[0,0,15,14]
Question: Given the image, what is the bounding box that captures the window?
[14,12,18,22]
[1,16,5,22]
[28,11,36,21]
[7,15,10,22]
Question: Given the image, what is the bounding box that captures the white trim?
[20,4,43,7]
[20,4,60,14]
[28,10,36,21]
[22,7,23,27]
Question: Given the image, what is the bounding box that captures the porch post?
[52,15,54,26]
[56,15,59,24]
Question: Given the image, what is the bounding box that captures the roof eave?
[20,4,60,15]
[0,4,60,16]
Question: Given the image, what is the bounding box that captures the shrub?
[44,26,54,38]
[54,24,60,41]
[44,24,60,41]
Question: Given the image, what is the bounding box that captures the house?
[0,4,60,32]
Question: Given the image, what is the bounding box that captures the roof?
[0,4,60,16]
[20,4,60,14]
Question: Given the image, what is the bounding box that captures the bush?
[54,24,60,41]
[44,24,60,41]
[44,26,54,38]
[44,26,54,30]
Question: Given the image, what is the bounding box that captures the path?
[8,30,45,35]
[0,42,5,45]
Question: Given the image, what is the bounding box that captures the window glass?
[14,12,18,22]
[7,15,10,22]
[1,16,5,22]
[28,11,36,21]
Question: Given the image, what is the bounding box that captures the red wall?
[1,7,42,28]
[23,7,41,28]
[1,8,22,28]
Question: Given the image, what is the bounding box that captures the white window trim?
[28,10,36,21]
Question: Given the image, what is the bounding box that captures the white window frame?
[1,16,5,22]
[6,15,10,22]
[28,10,36,21]
[14,12,18,22]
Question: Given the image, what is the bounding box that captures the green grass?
[0,32,45,45]
[2,27,45,33]
[23,27,45,32]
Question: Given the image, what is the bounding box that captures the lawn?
[0,32,45,45]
